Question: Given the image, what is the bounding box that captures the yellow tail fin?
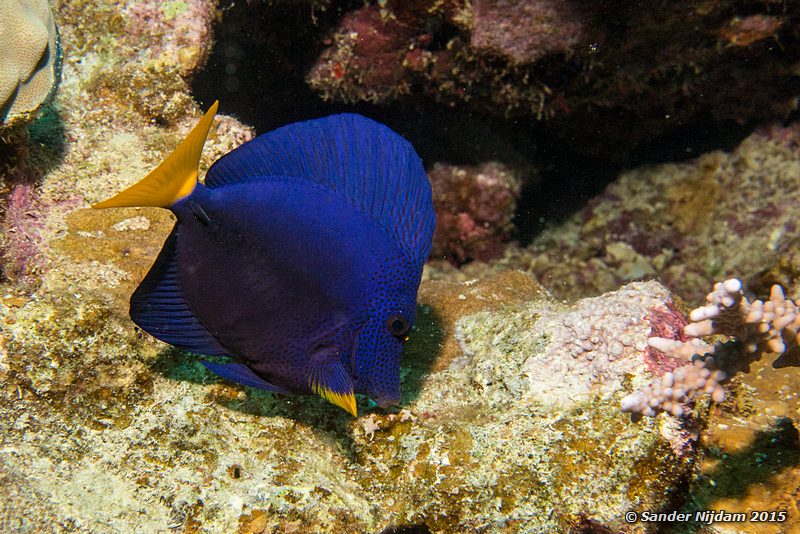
[93,101,219,209]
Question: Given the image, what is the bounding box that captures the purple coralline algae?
[1,183,45,281]
[307,5,422,103]
[429,161,521,264]
[124,0,213,75]
[308,0,800,157]
[470,0,586,64]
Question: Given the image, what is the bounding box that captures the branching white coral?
[621,278,800,419]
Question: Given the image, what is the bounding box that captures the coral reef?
[308,0,800,158]
[0,0,703,528]
[307,1,467,105]
[1,0,798,530]
[307,5,419,103]
[0,0,245,287]
[622,278,800,419]
[429,161,521,264]
[0,0,61,128]
[123,0,213,75]
[489,123,800,304]
[1,259,699,530]
[55,0,217,129]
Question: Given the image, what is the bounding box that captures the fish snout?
[371,390,401,410]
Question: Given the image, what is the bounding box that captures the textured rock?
[123,0,214,75]
[498,123,800,303]
[307,0,800,159]
[0,0,61,128]
[0,0,248,283]
[471,0,585,64]
[0,263,698,531]
[307,5,420,104]
[429,162,522,265]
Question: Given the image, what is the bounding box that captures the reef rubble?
[430,121,800,306]
[429,161,522,265]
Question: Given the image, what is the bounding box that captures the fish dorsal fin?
[308,356,357,417]
[204,113,435,263]
[201,361,290,393]
[130,227,229,356]
[93,101,219,209]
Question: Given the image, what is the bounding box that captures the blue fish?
[94,102,435,416]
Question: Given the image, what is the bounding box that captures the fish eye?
[386,314,410,338]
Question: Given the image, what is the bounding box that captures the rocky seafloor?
[2,1,800,532]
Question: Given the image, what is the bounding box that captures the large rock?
[499,123,800,303]
[307,0,800,158]
[1,260,699,531]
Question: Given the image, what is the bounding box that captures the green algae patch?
[626,437,692,510]
[163,1,189,20]
[56,0,127,56]
[86,61,196,125]
[664,154,723,236]
[415,269,550,371]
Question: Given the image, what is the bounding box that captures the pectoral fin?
[308,359,357,417]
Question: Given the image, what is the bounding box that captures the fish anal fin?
[93,101,219,209]
[201,361,289,393]
[130,227,228,356]
[308,359,357,417]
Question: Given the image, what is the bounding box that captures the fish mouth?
[358,372,400,409]
[368,381,401,409]
[372,394,401,410]
[348,321,401,408]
